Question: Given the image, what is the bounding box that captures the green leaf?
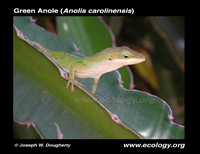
[57,16,113,56]
[13,17,184,139]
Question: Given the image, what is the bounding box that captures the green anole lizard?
[31,42,145,95]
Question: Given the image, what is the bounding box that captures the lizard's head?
[107,46,145,65]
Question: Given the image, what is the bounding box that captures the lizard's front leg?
[66,64,84,92]
[59,69,69,80]
[92,76,100,95]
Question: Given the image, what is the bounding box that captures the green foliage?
[13,16,184,139]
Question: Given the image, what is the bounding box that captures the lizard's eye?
[121,50,131,59]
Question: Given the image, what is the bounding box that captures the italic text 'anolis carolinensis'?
[31,42,145,95]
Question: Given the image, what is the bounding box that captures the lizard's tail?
[31,42,49,54]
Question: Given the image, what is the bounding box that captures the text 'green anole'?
[31,42,145,95]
